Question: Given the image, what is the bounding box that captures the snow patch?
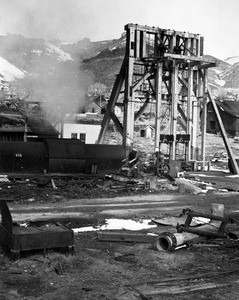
[225,56,239,65]
[73,218,157,233]
[61,41,72,45]
[45,42,73,62]
[215,79,225,86]
[0,57,25,81]
[31,49,43,56]
[214,68,222,75]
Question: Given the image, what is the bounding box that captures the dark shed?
[207,99,239,137]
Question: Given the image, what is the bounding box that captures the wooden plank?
[97,231,157,243]
[144,282,234,296]
[127,269,239,287]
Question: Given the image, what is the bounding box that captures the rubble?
[175,178,204,194]
[152,203,239,252]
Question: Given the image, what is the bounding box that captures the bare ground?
[1,133,239,299]
[1,181,239,300]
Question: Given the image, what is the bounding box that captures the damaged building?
[207,98,239,137]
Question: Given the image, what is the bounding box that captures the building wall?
[63,123,101,144]
[207,103,238,136]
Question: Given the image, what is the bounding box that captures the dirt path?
[8,190,239,222]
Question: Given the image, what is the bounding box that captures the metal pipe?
[153,203,224,251]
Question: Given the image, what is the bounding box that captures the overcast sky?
[0,0,238,60]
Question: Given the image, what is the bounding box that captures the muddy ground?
[1,133,239,300]
[1,173,239,300]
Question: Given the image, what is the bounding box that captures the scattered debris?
[175,178,204,194]
[0,198,74,260]
[114,252,137,263]
[137,281,239,296]
[152,203,239,251]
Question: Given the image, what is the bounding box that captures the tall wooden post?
[123,27,135,148]
[192,96,199,160]
[201,69,207,164]
[186,64,193,160]
[24,116,28,142]
[155,62,163,153]
[170,61,179,160]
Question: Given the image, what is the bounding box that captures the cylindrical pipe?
[228,231,239,240]
[153,203,224,251]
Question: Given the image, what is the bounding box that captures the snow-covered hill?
[224,56,239,66]
[0,32,239,122]
[0,34,95,120]
[0,56,25,81]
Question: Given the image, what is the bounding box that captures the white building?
[63,116,102,144]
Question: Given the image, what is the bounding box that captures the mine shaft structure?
[97,23,239,173]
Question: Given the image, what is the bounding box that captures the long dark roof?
[0,107,58,135]
[216,99,239,118]
[27,115,59,135]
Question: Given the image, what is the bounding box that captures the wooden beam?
[134,97,150,121]
[170,62,179,160]
[201,69,207,164]
[177,104,187,123]
[178,76,188,88]
[199,69,239,174]
[97,56,126,143]
[177,116,187,131]
[97,231,157,243]
[132,72,152,92]
[198,62,216,69]
[155,62,163,153]
[110,112,123,135]
[123,26,136,148]
[164,53,215,63]
[186,64,193,160]
[207,87,239,174]
[177,105,187,131]
[135,29,140,58]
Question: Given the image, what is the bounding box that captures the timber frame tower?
[97,23,216,162]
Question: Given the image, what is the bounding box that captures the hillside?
[221,62,239,89]
[0,32,239,123]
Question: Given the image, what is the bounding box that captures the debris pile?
[94,203,239,253]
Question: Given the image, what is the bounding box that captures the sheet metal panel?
[0,141,46,173]
[45,139,86,173]
[84,144,126,172]
[45,138,85,158]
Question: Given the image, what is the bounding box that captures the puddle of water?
[73,218,157,233]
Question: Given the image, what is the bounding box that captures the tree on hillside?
[88,82,107,97]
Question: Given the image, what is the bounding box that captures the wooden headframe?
[96,24,238,171]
